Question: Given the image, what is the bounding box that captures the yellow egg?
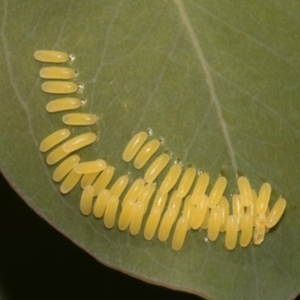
[39,128,70,152]
[207,206,222,241]
[237,176,253,207]
[239,213,253,247]
[176,167,196,198]
[46,144,69,165]
[62,133,96,153]
[74,159,106,174]
[122,178,145,208]
[232,194,244,231]
[118,199,135,231]
[137,183,156,213]
[60,169,82,194]
[172,216,188,251]
[246,190,257,227]
[182,196,193,227]
[62,113,98,126]
[93,166,115,196]
[208,176,227,208]
[256,183,271,215]
[143,191,168,240]
[143,207,161,240]
[129,201,145,235]
[190,172,209,204]
[190,194,208,230]
[144,154,170,183]
[159,163,182,195]
[110,175,129,198]
[218,196,229,232]
[52,155,80,182]
[133,139,160,169]
[93,189,110,218]
[34,50,69,63]
[46,98,82,113]
[266,198,286,228]
[122,131,148,162]
[39,67,76,80]
[158,208,178,242]
[79,185,94,216]
[104,195,119,229]
[152,190,168,211]
[42,81,78,94]
[200,208,210,230]
[158,192,182,242]
[225,215,238,250]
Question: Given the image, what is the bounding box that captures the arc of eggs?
[36,50,287,251]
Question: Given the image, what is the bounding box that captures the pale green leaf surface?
[1,1,300,299]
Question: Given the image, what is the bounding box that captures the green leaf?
[1,0,300,299]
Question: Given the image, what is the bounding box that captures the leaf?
[1,0,300,299]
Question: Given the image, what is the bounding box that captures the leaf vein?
[174,0,238,173]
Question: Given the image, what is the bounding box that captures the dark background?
[0,171,201,300]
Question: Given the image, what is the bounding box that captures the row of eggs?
[35,50,286,251]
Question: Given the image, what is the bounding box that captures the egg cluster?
[35,50,286,251]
